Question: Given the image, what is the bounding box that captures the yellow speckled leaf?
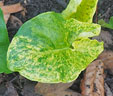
[74,0,98,23]
[63,0,98,23]
[62,0,82,19]
[7,12,103,83]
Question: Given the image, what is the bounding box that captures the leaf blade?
[65,18,101,44]
[74,0,98,23]
[98,19,113,29]
[62,0,82,19]
[7,12,103,83]
[0,8,11,73]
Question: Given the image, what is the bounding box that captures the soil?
[0,0,113,96]
[97,0,113,51]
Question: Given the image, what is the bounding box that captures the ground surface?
[0,0,113,96]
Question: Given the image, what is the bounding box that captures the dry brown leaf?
[81,60,104,96]
[93,60,104,96]
[0,2,23,23]
[99,51,113,71]
[0,1,3,6]
[1,3,23,14]
[35,82,82,96]
[4,13,10,23]
[81,61,97,96]
[35,82,73,95]
[46,89,81,96]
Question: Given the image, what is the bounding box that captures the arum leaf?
[65,18,101,44]
[62,0,82,19]
[74,0,98,23]
[63,0,98,23]
[0,9,11,73]
[7,12,103,83]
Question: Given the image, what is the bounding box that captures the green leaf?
[98,17,113,29]
[0,9,12,73]
[74,0,98,23]
[62,0,82,19]
[62,0,98,23]
[109,16,113,27]
[7,12,103,83]
[98,19,113,29]
[65,18,101,44]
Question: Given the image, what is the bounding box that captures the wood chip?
[81,60,104,96]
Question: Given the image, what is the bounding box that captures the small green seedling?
[0,9,11,73]
[98,16,113,29]
[0,0,103,83]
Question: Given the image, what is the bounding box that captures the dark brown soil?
[97,0,113,51]
[1,0,113,96]
[97,0,113,94]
